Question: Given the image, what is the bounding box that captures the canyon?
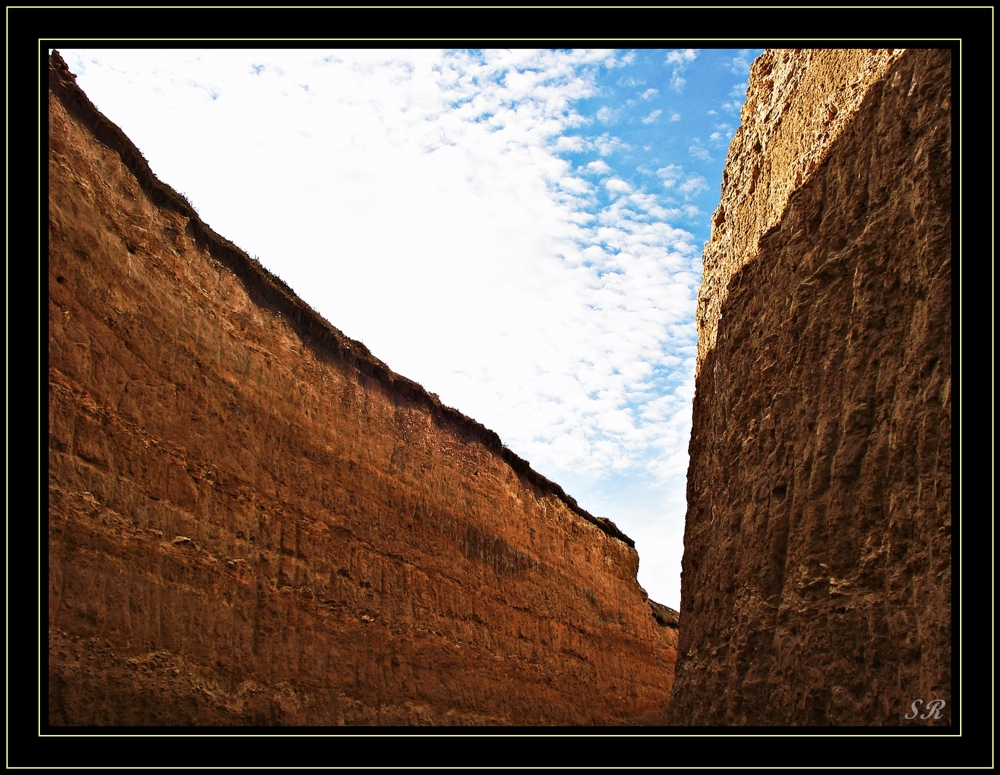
[46,50,676,726]
[46,46,952,730]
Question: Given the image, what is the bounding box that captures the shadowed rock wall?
[47,52,677,726]
[668,49,951,726]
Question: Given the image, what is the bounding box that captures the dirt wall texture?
[47,52,677,726]
[667,48,952,726]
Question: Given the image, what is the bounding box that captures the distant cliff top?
[697,49,905,375]
[48,49,636,550]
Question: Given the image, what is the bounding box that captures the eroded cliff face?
[668,49,951,726]
[47,53,677,726]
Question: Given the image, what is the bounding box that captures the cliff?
[46,51,677,726]
[668,49,952,725]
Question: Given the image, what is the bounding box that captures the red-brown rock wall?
[47,53,676,726]
[667,48,951,725]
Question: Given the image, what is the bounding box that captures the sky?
[57,47,763,609]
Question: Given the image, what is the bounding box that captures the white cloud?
[710,123,735,147]
[664,48,697,94]
[657,164,684,188]
[641,109,662,124]
[596,105,615,123]
[553,134,586,153]
[658,165,708,200]
[640,87,658,100]
[594,133,625,156]
[585,159,612,175]
[605,177,632,194]
[688,142,712,162]
[730,49,754,75]
[718,82,751,116]
[677,174,709,198]
[665,49,697,65]
[669,112,681,122]
[559,176,593,194]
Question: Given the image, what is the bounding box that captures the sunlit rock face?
[47,51,677,726]
[668,48,951,726]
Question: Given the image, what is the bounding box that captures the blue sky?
[58,48,763,608]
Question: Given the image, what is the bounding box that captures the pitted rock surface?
[668,48,951,726]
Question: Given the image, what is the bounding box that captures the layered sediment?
[668,49,952,725]
[47,52,677,726]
